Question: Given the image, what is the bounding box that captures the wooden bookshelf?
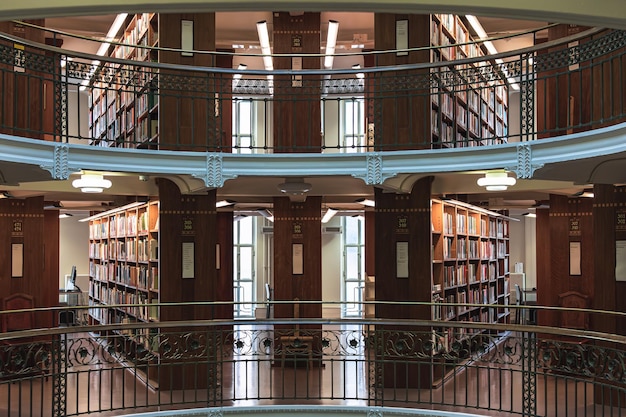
[429,14,509,148]
[87,200,160,383]
[88,13,160,149]
[431,198,510,351]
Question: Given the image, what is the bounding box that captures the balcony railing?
[1,301,626,417]
[0,25,624,152]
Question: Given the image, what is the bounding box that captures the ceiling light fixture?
[216,199,236,208]
[321,208,338,223]
[356,198,376,207]
[477,171,516,191]
[256,21,273,71]
[465,15,520,91]
[59,213,74,219]
[522,212,537,218]
[72,173,112,193]
[573,190,594,198]
[233,63,247,80]
[79,13,128,90]
[352,64,365,79]
[257,208,274,222]
[324,20,339,69]
[277,178,312,201]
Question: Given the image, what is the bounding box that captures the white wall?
[508,215,536,289]
[321,217,343,318]
[59,213,90,289]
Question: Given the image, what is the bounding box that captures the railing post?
[521,330,537,417]
[56,53,68,143]
[520,52,535,142]
[52,332,67,417]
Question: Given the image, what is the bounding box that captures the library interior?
[0,1,625,417]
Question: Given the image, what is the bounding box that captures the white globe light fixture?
[477,171,516,191]
[72,174,112,193]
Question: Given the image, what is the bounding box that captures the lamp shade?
[477,172,516,191]
[72,174,112,193]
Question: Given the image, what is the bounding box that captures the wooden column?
[536,194,593,327]
[593,185,618,333]
[216,211,234,320]
[159,13,218,150]
[271,12,321,152]
[374,176,433,388]
[0,197,58,328]
[157,178,224,390]
[374,14,431,150]
[0,20,52,141]
[272,196,322,321]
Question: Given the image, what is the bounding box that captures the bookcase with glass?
[429,14,509,148]
[88,13,159,149]
[430,198,510,351]
[87,200,160,362]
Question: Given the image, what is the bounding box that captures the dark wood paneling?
[538,194,595,328]
[594,185,618,334]
[0,20,49,140]
[0,197,56,328]
[216,212,234,319]
[43,210,60,311]
[157,178,218,320]
[159,13,217,150]
[272,196,322,320]
[272,12,321,151]
[535,207,551,325]
[374,14,431,150]
[157,178,221,390]
[216,50,233,150]
[374,178,432,319]
[374,177,432,388]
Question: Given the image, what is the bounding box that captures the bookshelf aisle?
[430,198,510,352]
[429,14,509,149]
[87,200,160,385]
[88,13,159,149]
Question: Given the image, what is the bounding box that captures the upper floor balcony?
[0,10,624,205]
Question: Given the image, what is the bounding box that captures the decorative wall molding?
[509,143,543,179]
[40,143,73,180]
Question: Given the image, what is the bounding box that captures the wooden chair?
[1,293,35,333]
[0,293,49,379]
[279,298,313,366]
[558,291,590,331]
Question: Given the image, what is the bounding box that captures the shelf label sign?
[617,210,626,232]
[569,217,581,236]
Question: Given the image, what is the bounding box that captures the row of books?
[90,261,158,291]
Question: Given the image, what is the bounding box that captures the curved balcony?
[1,301,625,417]
[0,21,624,199]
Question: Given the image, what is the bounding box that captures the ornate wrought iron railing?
[0,25,623,152]
[1,301,626,417]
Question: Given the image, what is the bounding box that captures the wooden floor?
[0,327,623,417]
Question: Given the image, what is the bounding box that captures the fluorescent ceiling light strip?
[256,21,273,71]
[466,15,519,90]
[80,13,128,90]
[233,63,247,80]
[321,208,338,223]
[324,20,339,69]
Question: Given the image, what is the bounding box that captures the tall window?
[232,98,254,154]
[342,98,366,153]
[342,215,366,317]
[233,216,255,318]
